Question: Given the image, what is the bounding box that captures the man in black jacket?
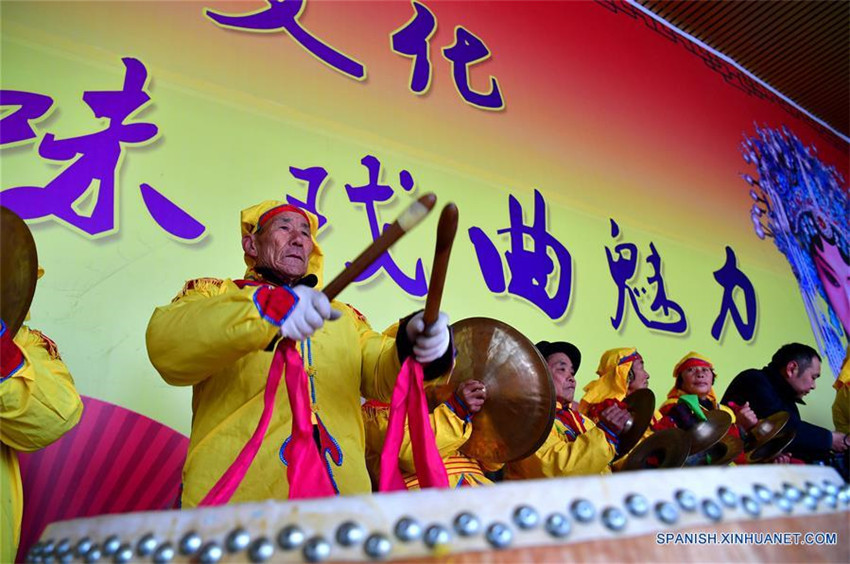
[721,343,848,462]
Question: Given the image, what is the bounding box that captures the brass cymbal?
[705,433,745,466]
[452,317,555,464]
[614,388,656,459]
[623,428,691,471]
[747,425,796,463]
[0,207,38,336]
[744,411,790,452]
[688,409,732,454]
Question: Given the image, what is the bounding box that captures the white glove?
[405,311,450,364]
[279,286,341,341]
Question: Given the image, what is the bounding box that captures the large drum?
[31,465,848,562]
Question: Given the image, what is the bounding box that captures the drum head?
[452,317,555,463]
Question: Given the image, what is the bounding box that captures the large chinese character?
[0,90,54,146]
[468,189,572,319]
[390,1,437,94]
[442,27,504,110]
[605,219,687,334]
[205,0,366,80]
[285,165,330,231]
[0,58,205,241]
[711,246,757,341]
[344,155,427,296]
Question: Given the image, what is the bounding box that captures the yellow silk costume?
[1,325,83,563]
[146,202,412,507]
[362,402,496,490]
[505,404,615,479]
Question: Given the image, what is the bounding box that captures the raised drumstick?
[423,203,459,326]
[323,193,437,301]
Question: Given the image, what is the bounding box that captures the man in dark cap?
[505,341,630,479]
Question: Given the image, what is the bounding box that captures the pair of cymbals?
[623,409,734,471]
[745,412,795,463]
[0,207,38,336]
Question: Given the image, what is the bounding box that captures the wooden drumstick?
[423,203,458,326]
[323,193,437,301]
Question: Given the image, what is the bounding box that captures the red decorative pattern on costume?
[362,399,390,410]
[173,277,223,301]
[0,322,25,380]
[347,304,368,323]
[252,285,298,325]
[445,393,472,421]
[586,398,627,422]
[555,407,587,439]
[30,330,62,361]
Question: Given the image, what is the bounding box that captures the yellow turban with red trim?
[580,347,639,406]
[239,200,324,288]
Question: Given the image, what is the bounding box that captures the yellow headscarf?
[580,347,639,407]
[668,351,718,406]
[239,200,325,288]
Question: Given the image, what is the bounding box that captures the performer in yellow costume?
[579,347,652,416]
[363,378,497,489]
[146,201,452,507]
[1,269,83,562]
[506,342,628,479]
[654,352,756,432]
[833,347,850,435]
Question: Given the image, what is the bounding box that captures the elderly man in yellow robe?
[1,269,83,562]
[506,341,629,480]
[146,201,452,507]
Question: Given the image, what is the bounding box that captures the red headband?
[618,351,642,366]
[676,357,712,376]
[256,204,309,232]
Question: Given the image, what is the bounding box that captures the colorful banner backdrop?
[1,0,847,434]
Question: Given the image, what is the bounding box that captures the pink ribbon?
[200,340,334,506]
[379,357,449,491]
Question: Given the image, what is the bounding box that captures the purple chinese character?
[469,189,572,319]
[0,90,54,146]
[442,27,504,110]
[0,58,206,241]
[606,219,687,334]
[711,246,757,341]
[286,165,329,231]
[205,0,366,80]
[344,155,427,296]
[391,1,437,94]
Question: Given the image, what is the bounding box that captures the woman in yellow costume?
[146,201,452,507]
[652,352,757,463]
[1,267,83,562]
[506,341,629,480]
